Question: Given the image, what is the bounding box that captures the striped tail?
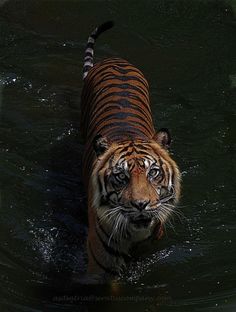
[83,21,114,80]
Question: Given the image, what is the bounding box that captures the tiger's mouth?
[129,215,152,228]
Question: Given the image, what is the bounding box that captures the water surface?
[0,1,236,311]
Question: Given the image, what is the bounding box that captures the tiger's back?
[81,57,156,181]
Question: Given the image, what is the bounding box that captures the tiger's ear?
[93,134,110,157]
[154,128,171,149]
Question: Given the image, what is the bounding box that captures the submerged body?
[81,22,181,275]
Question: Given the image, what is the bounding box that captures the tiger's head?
[90,129,181,241]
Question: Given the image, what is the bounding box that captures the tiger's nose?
[131,200,150,211]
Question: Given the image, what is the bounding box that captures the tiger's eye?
[117,172,126,180]
[148,168,160,178]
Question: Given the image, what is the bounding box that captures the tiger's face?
[90,131,181,240]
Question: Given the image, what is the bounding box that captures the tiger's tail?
[83,21,114,80]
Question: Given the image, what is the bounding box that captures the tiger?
[80,21,181,276]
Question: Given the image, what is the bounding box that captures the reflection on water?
[0,0,236,311]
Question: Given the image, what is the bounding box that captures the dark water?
[0,1,236,311]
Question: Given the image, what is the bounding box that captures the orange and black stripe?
[81,26,157,178]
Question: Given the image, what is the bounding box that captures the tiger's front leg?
[87,204,128,276]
